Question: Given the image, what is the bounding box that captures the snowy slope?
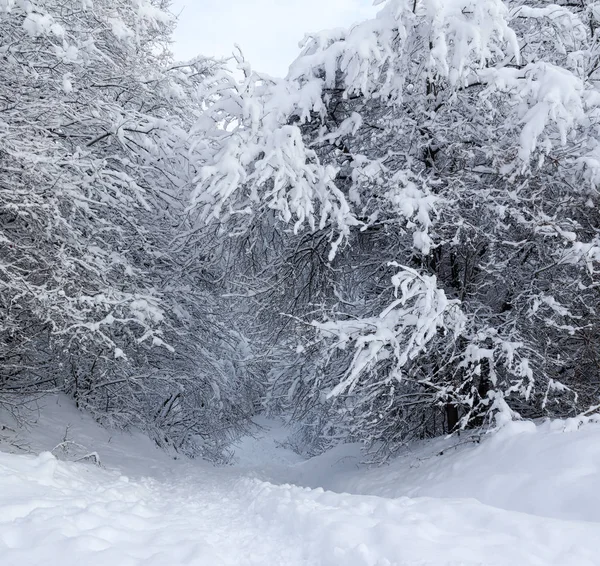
[1,396,600,566]
[284,419,600,523]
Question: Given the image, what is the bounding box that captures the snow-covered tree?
[4,0,599,460]
[0,0,257,457]
[190,0,600,455]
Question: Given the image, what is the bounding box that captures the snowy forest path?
[0,450,307,566]
[2,448,599,566]
[1,407,599,566]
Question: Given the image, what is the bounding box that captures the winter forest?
[5,1,600,563]
[2,0,600,463]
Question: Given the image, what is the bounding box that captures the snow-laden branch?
[313,264,464,398]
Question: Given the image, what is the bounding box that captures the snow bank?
[247,479,599,566]
[287,418,600,523]
[0,395,177,478]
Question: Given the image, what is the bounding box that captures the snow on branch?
[313,264,464,399]
[289,0,519,99]
[481,62,586,164]
[190,60,359,258]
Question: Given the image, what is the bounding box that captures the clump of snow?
[22,12,65,37]
[62,74,73,94]
[108,17,134,41]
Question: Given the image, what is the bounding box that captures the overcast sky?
[169,0,377,77]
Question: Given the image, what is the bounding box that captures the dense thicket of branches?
[0,0,258,458]
[2,0,600,460]
[192,0,600,456]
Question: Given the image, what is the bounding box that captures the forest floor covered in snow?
[1,397,599,566]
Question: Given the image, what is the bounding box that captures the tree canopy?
[2,0,600,459]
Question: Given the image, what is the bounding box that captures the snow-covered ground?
[1,397,599,565]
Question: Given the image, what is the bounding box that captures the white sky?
[169,0,378,77]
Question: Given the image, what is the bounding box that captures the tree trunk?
[446,404,459,432]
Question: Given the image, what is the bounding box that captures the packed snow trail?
[0,451,305,566]
[1,398,600,566]
[3,450,600,566]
